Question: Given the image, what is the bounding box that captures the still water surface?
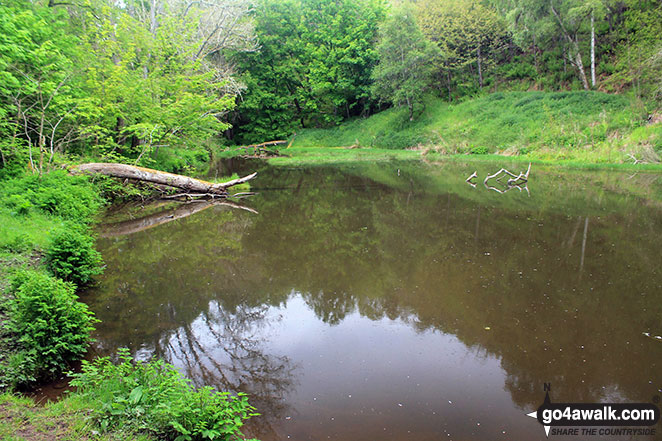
[86,161,662,440]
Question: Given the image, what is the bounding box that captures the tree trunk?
[574,42,590,90]
[71,163,257,195]
[477,45,483,89]
[533,32,538,73]
[550,2,589,90]
[591,10,596,88]
[447,68,452,101]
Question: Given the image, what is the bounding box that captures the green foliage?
[0,170,103,260]
[77,5,236,162]
[0,170,102,221]
[371,7,442,120]
[46,227,103,286]
[0,391,153,441]
[470,145,489,155]
[292,91,643,162]
[2,270,97,388]
[417,0,507,94]
[0,2,80,175]
[70,348,258,441]
[233,0,386,143]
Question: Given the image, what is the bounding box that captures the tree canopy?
[0,0,660,170]
[371,7,442,120]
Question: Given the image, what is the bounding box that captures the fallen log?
[70,163,256,196]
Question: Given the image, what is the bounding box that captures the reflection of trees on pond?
[154,301,297,439]
[89,164,662,426]
[242,166,662,409]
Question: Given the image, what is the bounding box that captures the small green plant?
[470,145,489,155]
[70,348,259,440]
[92,174,153,203]
[3,193,33,215]
[46,227,104,286]
[2,270,97,387]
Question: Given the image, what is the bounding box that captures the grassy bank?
[289,91,661,164]
[265,147,662,171]
[0,392,151,441]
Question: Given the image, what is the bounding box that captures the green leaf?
[129,386,143,404]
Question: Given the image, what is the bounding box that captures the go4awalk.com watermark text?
[526,383,660,437]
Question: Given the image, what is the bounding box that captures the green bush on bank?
[0,170,103,221]
[0,170,104,389]
[70,349,259,441]
[46,227,103,286]
[1,270,97,389]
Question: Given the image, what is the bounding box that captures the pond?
[84,160,662,441]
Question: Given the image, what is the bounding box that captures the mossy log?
[70,163,256,196]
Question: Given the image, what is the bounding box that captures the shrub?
[92,174,151,203]
[70,348,259,441]
[46,227,103,286]
[2,270,97,387]
[470,146,489,155]
[3,193,33,215]
[0,170,102,222]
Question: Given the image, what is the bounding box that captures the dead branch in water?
[468,163,532,195]
[483,163,531,186]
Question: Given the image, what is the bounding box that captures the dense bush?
[0,171,102,221]
[46,227,104,286]
[70,348,259,441]
[2,270,97,388]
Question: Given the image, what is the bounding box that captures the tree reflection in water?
[88,162,662,440]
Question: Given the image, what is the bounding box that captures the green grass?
[290,91,660,164]
[0,392,153,441]
[270,146,424,166]
[265,147,662,171]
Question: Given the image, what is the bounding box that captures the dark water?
[85,161,662,441]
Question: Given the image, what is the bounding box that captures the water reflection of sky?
[150,293,543,440]
[89,163,662,441]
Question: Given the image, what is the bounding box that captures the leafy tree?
[75,1,243,163]
[607,0,662,98]
[494,0,611,90]
[232,0,386,143]
[0,2,81,174]
[417,0,507,97]
[371,7,441,121]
